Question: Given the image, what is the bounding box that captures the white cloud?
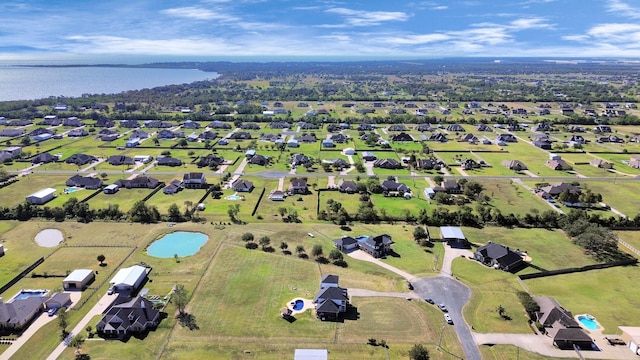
[161,7,237,21]
[606,0,640,18]
[432,6,448,10]
[324,8,410,27]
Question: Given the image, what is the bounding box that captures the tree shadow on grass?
[177,312,199,330]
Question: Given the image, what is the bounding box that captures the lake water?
[0,66,218,101]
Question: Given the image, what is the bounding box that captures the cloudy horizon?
[1,0,640,61]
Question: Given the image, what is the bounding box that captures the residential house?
[68,129,88,137]
[333,236,359,252]
[145,121,173,129]
[248,154,269,166]
[232,179,254,192]
[381,180,409,193]
[338,180,358,193]
[590,159,612,169]
[545,159,572,171]
[391,132,413,142]
[66,175,102,189]
[289,178,309,194]
[108,155,134,166]
[299,133,317,143]
[7,119,32,126]
[330,134,347,143]
[388,124,407,132]
[331,159,349,170]
[476,124,492,131]
[415,124,432,132]
[313,275,349,321]
[496,134,517,143]
[474,242,524,271]
[157,156,182,167]
[533,136,553,150]
[39,116,61,126]
[129,130,148,139]
[120,120,140,128]
[416,159,440,170]
[0,129,25,137]
[199,131,218,140]
[31,152,57,164]
[362,151,377,161]
[596,135,624,143]
[321,139,335,148]
[428,133,448,142]
[231,132,251,140]
[269,122,290,129]
[241,122,260,130]
[357,123,375,131]
[460,158,481,170]
[594,125,612,133]
[299,122,319,130]
[269,190,286,201]
[537,182,581,199]
[96,296,161,338]
[291,154,311,168]
[459,133,479,143]
[373,158,402,169]
[182,172,207,189]
[115,176,160,189]
[447,124,465,132]
[197,154,224,168]
[534,297,594,350]
[0,297,48,331]
[0,146,22,158]
[359,234,394,258]
[63,117,84,127]
[163,180,183,195]
[95,118,115,127]
[182,120,200,129]
[502,160,528,171]
[157,130,179,140]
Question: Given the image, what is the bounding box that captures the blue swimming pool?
[65,187,83,194]
[147,231,208,258]
[12,289,48,301]
[355,235,369,243]
[292,299,304,311]
[578,315,599,331]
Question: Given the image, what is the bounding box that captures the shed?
[44,292,72,310]
[26,188,56,205]
[424,187,435,199]
[63,269,95,291]
[109,265,148,294]
[103,184,119,194]
[440,226,469,248]
[294,349,328,360]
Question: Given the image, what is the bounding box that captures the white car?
[444,313,453,325]
[308,233,314,238]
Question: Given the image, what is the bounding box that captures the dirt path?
[327,176,336,188]
[347,250,417,281]
[277,177,285,191]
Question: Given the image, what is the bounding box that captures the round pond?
[35,229,64,247]
[147,231,208,258]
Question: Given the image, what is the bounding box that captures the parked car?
[424,297,434,304]
[444,313,453,325]
[107,287,114,295]
[48,308,58,317]
[438,303,448,312]
[407,282,414,290]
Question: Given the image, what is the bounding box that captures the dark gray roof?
[0,297,47,328]
[96,296,160,334]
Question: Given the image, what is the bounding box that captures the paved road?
[349,288,420,299]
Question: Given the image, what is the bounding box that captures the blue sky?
[1,0,640,61]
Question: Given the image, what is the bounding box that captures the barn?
[109,265,148,294]
[26,188,56,205]
[63,269,95,291]
[439,226,469,248]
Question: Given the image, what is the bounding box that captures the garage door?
[630,341,638,354]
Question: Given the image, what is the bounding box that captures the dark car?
[425,297,434,304]
[407,282,414,290]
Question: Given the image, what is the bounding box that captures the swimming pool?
[292,299,304,311]
[578,315,599,331]
[11,289,49,302]
[65,187,83,194]
[225,192,245,200]
[355,235,369,243]
[147,231,209,258]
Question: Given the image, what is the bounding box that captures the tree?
[58,307,69,338]
[311,244,323,258]
[68,334,85,358]
[97,254,106,266]
[258,236,271,250]
[173,284,189,314]
[241,232,254,242]
[296,245,306,256]
[408,344,430,360]
[168,203,183,222]
[280,241,288,252]
[329,249,343,261]
[413,226,428,241]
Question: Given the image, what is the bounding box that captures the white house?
[109,265,148,293]
[26,188,56,205]
[63,269,95,291]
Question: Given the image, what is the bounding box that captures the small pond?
[35,229,64,247]
[147,231,208,258]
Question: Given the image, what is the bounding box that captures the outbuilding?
[439,226,469,248]
[109,265,148,294]
[26,188,56,205]
[103,184,119,194]
[63,269,96,291]
[619,327,640,356]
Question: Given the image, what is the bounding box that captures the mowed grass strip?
[172,245,335,341]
